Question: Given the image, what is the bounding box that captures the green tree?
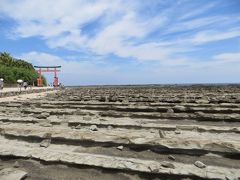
[0,51,47,86]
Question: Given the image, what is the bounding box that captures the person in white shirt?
[17,79,23,92]
[0,78,4,90]
[23,81,28,90]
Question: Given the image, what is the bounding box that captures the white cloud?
[0,0,240,68]
[0,0,117,38]
[213,52,240,63]
[158,28,240,48]
[46,8,170,61]
[20,51,65,66]
[179,2,217,20]
[190,29,240,44]
[165,16,228,34]
[19,51,120,85]
[0,0,172,61]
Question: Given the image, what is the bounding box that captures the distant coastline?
[67,83,240,88]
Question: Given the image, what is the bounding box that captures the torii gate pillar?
[54,67,59,87]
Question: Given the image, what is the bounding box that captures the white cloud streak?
[178,2,217,20]
[191,29,240,44]
[213,52,240,63]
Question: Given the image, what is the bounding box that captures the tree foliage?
[0,52,46,86]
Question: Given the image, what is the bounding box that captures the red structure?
[34,66,61,87]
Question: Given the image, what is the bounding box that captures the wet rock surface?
[0,85,240,179]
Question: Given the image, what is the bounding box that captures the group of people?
[0,78,63,92]
[0,78,28,91]
[17,79,29,92]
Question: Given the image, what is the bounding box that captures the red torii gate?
[34,66,61,87]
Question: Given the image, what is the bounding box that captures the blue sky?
[0,0,240,85]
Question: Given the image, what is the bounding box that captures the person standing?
[23,81,28,90]
[17,79,23,93]
[0,78,4,90]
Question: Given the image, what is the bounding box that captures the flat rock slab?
[0,90,58,103]
[67,116,240,133]
[0,142,239,180]
[0,168,27,180]
[1,123,239,154]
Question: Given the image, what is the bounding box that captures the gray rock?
[196,99,209,104]
[148,165,159,173]
[168,155,175,161]
[167,108,174,113]
[158,130,166,138]
[105,96,109,102]
[75,124,81,129]
[150,129,155,133]
[174,130,181,134]
[83,116,92,121]
[194,161,206,168]
[40,139,51,148]
[13,161,20,168]
[39,122,52,127]
[110,96,118,102]
[116,145,124,151]
[176,125,196,131]
[195,111,205,117]
[89,125,98,131]
[38,112,50,119]
[0,128,5,135]
[43,133,52,139]
[205,153,222,158]
[22,102,30,106]
[0,168,27,180]
[161,161,175,169]
[173,105,186,111]
[225,176,231,180]
[75,109,84,115]
[107,125,113,130]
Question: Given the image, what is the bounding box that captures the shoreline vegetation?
[0,52,46,86]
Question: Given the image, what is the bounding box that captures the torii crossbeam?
[34,66,61,87]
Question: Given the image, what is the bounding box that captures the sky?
[0,0,240,86]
